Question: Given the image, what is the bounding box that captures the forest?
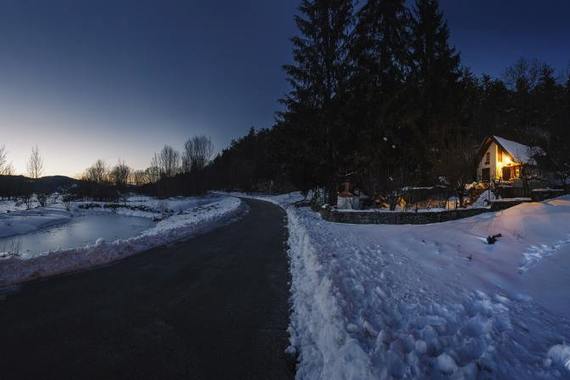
[204,0,570,202]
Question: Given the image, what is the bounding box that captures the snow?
[435,353,458,374]
[489,197,532,203]
[546,344,570,371]
[237,192,570,379]
[0,207,71,238]
[494,135,536,164]
[0,195,243,286]
[0,194,225,240]
[471,189,496,208]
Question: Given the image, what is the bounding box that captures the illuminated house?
[477,136,538,182]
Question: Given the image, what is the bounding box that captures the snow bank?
[220,191,305,208]
[0,197,243,286]
[286,207,374,380]
[71,194,224,220]
[246,193,570,379]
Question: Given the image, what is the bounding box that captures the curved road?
[0,199,294,380]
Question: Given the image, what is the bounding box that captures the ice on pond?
[0,214,154,259]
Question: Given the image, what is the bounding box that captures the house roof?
[478,135,541,165]
[493,136,534,164]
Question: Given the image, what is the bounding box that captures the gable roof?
[478,135,540,165]
[493,136,534,164]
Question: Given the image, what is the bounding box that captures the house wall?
[478,141,521,182]
[477,141,498,181]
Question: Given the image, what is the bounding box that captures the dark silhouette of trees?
[158,145,180,179]
[198,0,570,200]
[84,160,108,184]
[182,136,214,173]
[32,1,566,203]
[110,160,131,189]
[279,0,354,202]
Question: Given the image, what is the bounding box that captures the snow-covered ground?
[238,192,570,379]
[0,194,243,286]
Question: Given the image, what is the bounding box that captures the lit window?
[498,149,502,162]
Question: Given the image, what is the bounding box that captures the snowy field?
[0,194,243,286]
[238,192,570,379]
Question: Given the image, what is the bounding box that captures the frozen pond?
[0,214,154,259]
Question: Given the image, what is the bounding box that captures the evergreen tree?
[280,0,354,200]
[503,58,542,141]
[350,0,414,194]
[410,0,462,180]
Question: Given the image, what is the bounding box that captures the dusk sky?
[0,0,568,177]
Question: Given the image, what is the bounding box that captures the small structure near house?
[477,135,539,183]
[336,181,361,210]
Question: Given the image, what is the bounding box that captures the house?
[477,136,538,182]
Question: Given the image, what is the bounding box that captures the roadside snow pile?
[286,208,373,380]
[255,193,570,379]
[0,197,243,286]
[222,191,305,207]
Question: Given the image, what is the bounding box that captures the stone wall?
[320,207,491,225]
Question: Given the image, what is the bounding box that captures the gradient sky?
[0,0,568,177]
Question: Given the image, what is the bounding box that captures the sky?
[0,0,568,177]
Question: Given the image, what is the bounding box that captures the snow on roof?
[494,136,535,164]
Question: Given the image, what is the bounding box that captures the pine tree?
[350,0,414,194]
[410,0,462,180]
[280,0,354,200]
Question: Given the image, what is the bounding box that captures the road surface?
[0,199,294,380]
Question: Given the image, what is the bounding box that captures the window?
[482,168,490,182]
[485,152,490,165]
[498,148,503,163]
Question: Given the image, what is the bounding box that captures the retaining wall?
[320,207,491,225]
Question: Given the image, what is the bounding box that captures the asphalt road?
[0,199,294,380]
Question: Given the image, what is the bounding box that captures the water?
[0,214,154,259]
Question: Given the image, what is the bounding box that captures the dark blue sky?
[0,0,568,176]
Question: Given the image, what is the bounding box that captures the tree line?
[77,135,214,200]
[205,0,570,201]
[0,136,215,202]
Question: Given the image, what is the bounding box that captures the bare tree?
[182,136,214,173]
[147,154,161,183]
[109,160,131,188]
[84,160,108,183]
[158,145,180,178]
[0,146,7,174]
[2,163,14,176]
[0,146,14,175]
[27,145,44,179]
